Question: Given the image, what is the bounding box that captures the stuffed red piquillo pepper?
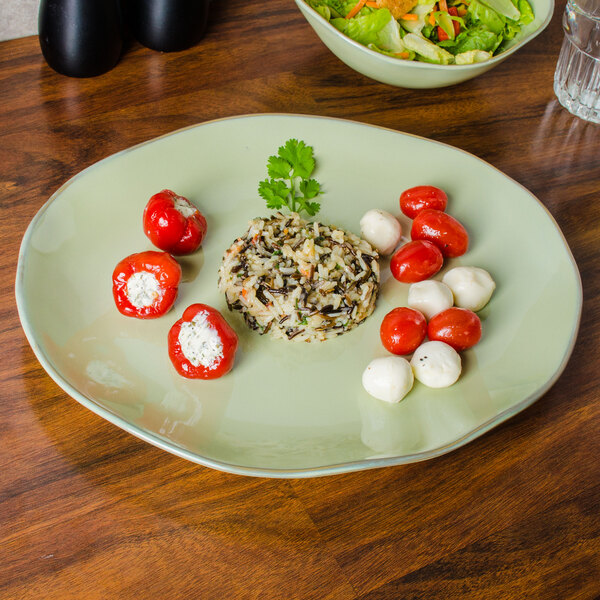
[112,250,181,319]
[143,189,207,255]
[168,303,238,379]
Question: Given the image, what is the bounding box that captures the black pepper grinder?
[124,0,210,53]
[38,0,123,78]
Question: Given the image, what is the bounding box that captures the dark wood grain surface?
[1,1,599,598]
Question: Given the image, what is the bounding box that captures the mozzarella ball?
[360,209,402,256]
[442,266,496,312]
[407,280,454,320]
[362,356,414,403]
[410,341,461,388]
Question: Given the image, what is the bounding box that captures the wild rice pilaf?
[218,212,380,342]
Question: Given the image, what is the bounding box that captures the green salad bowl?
[295,0,554,88]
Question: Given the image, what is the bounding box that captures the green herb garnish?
[258,139,322,217]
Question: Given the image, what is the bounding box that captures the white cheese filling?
[178,311,224,369]
[126,271,160,308]
[173,195,197,218]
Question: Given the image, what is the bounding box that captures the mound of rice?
[218,212,380,342]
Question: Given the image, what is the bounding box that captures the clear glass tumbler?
[553,0,600,124]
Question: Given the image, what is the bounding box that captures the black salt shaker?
[38,0,123,78]
[124,0,210,53]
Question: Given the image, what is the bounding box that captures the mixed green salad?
[306,0,535,65]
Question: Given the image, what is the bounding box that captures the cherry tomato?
[390,240,444,283]
[143,189,207,255]
[168,303,238,379]
[411,208,468,258]
[112,250,181,319]
[380,307,427,355]
[427,307,482,352]
[400,185,448,219]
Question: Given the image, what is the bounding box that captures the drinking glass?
[553,0,600,124]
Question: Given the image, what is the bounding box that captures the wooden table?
[2,1,599,597]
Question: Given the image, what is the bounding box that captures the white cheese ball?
[362,356,414,403]
[442,266,496,312]
[410,341,462,388]
[359,209,402,256]
[407,280,454,320]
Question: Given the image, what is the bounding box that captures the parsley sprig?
[258,139,322,217]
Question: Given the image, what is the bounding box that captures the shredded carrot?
[395,51,410,59]
[241,288,249,300]
[428,12,436,25]
[365,1,378,6]
[457,5,467,15]
[401,12,419,20]
[439,0,448,11]
[346,0,368,19]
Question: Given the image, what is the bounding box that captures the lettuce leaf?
[403,32,455,64]
[376,13,406,52]
[441,24,502,54]
[503,19,521,40]
[455,49,493,63]
[479,0,520,20]
[332,8,405,53]
[468,0,505,34]
[307,0,346,19]
[517,0,534,25]
[400,2,436,34]
[368,43,415,60]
